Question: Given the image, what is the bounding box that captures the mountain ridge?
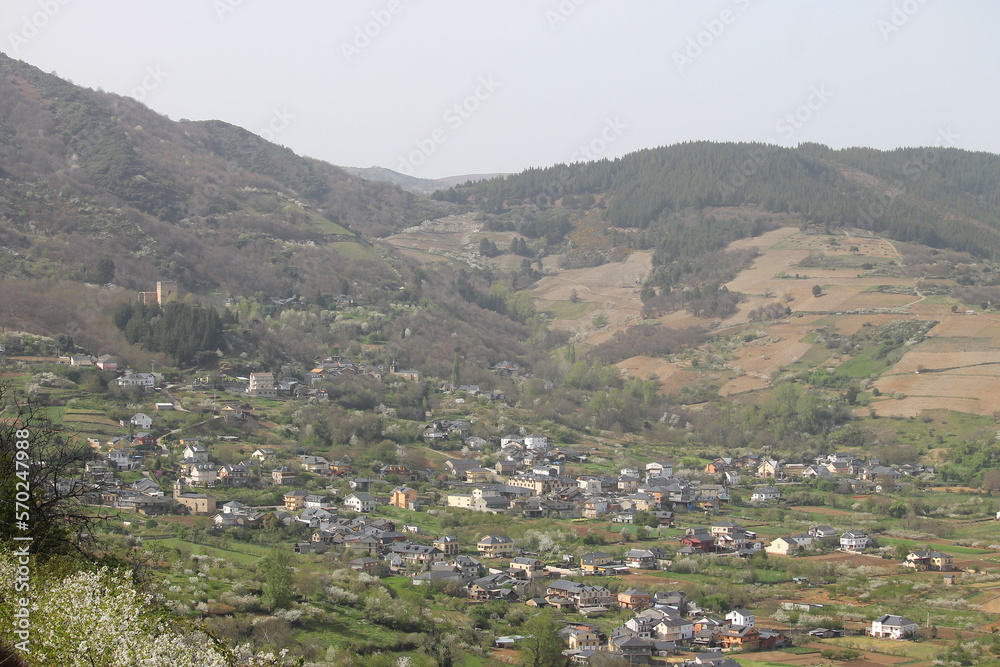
[340,165,506,195]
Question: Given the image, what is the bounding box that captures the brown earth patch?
[928,314,1000,338]
[838,292,917,310]
[719,375,769,396]
[873,371,1000,417]
[532,251,651,341]
[491,648,520,664]
[927,486,985,494]
[617,572,695,592]
[799,552,893,568]
[615,356,698,394]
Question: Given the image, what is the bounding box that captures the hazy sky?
[2,1,996,179]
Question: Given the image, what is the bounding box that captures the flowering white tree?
[0,551,300,667]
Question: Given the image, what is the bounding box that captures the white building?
[750,486,781,503]
[248,372,277,398]
[870,615,918,639]
[726,609,755,628]
[116,371,155,389]
[840,531,870,552]
[645,461,673,480]
[182,444,209,461]
[129,413,153,430]
[523,434,549,451]
[344,492,375,513]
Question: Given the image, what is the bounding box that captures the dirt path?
[874,233,927,309]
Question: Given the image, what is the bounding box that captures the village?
[72,361,974,667]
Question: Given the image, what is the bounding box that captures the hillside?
[4,53,1000,418]
[443,141,1000,260]
[0,52,448,297]
[0,53,514,363]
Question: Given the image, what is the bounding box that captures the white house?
[726,609,755,628]
[523,434,549,451]
[840,531,870,552]
[645,461,673,479]
[247,372,277,398]
[107,449,135,471]
[344,492,375,513]
[252,448,276,462]
[222,501,250,514]
[750,486,781,503]
[183,444,209,462]
[129,413,153,430]
[116,371,155,389]
[870,615,918,639]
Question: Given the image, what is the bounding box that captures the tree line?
[444,141,1000,258]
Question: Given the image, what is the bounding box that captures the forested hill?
[442,141,1000,257]
[0,52,446,294]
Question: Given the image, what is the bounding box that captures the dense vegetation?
[446,141,1000,257]
[112,300,231,366]
[0,53,448,301]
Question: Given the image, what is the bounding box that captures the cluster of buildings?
[765,527,871,555]
[722,452,934,495]
[545,592,790,664]
[444,455,737,520]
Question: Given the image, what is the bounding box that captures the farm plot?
[837,291,917,310]
[871,321,1000,416]
[927,313,1000,337]
[63,409,119,426]
[874,371,1000,417]
[891,349,1000,375]
[719,374,769,395]
[810,313,907,336]
[532,251,651,339]
[614,356,698,394]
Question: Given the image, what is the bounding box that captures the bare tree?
[0,381,110,555]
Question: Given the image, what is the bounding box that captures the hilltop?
[0,52,449,297]
[340,166,505,195]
